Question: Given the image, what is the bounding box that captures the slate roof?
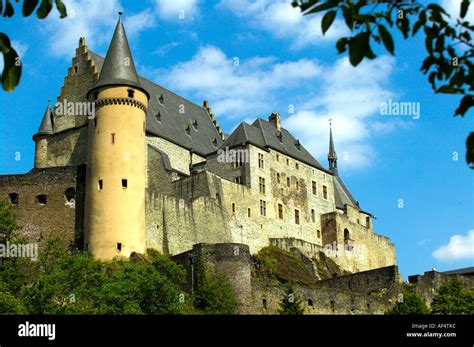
[33,101,54,140]
[90,52,223,156]
[334,175,359,211]
[218,118,326,170]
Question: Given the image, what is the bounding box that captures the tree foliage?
[385,290,430,315]
[0,0,67,91]
[431,278,474,314]
[279,284,304,315]
[292,0,474,168]
[0,200,21,243]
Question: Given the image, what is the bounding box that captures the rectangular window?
[122,179,128,189]
[287,177,290,187]
[258,153,264,169]
[235,176,242,184]
[276,154,280,162]
[323,185,328,200]
[98,180,103,190]
[128,89,135,98]
[260,200,266,216]
[276,173,280,183]
[278,203,283,219]
[248,208,251,217]
[232,203,236,213]
[111,133,116,144]
[286,158,289,165]
[295,209,300,225]
[295,163,299,170]
[117,243,122,251]
[8,193,19,205]
[366,216,370,228]
[233,159,243,168]
[296,180,299,191]
[259,177,266,194]
[312,181,317,195]
[317,230,321,238]
[311,209,315,222]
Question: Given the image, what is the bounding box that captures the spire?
[87,12,149,99]
[328,119,337,174]
[33,100,54,140]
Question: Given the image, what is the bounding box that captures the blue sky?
[0,0,472,278]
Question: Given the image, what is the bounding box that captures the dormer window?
[155,112,161,122]
[294,139,301,150]
[212,137,218,147]
[185,125,191,136]
[192,120,198,130]
[158,94,164,104]
[127,89,135,98]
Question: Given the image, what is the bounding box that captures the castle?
[0,15,396,275]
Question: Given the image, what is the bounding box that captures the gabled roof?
[88,14,148,98]
[218,118,326,170]
[89,52,224,156]
[33,101,54,140]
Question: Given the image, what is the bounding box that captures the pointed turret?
[87,12,149,99]
[33,101,54,140]
[328,119,337,174]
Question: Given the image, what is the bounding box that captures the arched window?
[344,228,350,240]
[8,193,19,205]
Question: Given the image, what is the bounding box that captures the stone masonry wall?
[0,166,85,248]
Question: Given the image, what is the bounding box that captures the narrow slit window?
[122,179,128,189]
[117,243,122,251]
[98,180,103,190]
[248,208,251,217]
[278,203,283,219]
[295,209,300,225]
[111,133,116,144]
[232,202,236,213]
[73,66,78,73]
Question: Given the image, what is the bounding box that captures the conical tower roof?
[87,13,149,99]
[33,101,54,140]
[327,120,338,174]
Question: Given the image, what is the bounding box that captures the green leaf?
[55,0,67,18]
[460,0,470,19]
[322,10,336,35]
[412,21,422,36]
[436,85,461,94]
[341,5,353,30]
[427,4,449,17]
[0,34,22,92]
[348,32,369,66]
[336,37,348,53]
[23,0,40,17]
[378,24,394,55]
[419,10,427,25]
[455,95,473,116]
[435,35,445,52]
[304,0,338,15]
[37,0,53,19]
[3,0,14,17]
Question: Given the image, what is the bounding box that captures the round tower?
[32,101,54,168]
[84,13,150,260]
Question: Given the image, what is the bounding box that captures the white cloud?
[157,44,399,170]
[284,56,396,170]
[154,0,199,21]
[42,0,120,57]
[11,40,28,58]
[218,0,348,48]
[153,42,180,56]
[432,230,474,262]
[42,0,161,58]
[160,45,321,117]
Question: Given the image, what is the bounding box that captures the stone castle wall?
[173,243,400,314]
[0,166,85,248]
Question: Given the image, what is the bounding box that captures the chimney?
[269,112,281,130]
